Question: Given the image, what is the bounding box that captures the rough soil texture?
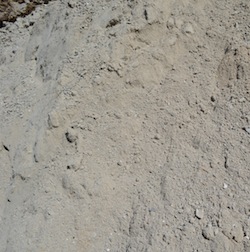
[0,0,50,25]
[0,0,250,251]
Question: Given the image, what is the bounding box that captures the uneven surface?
[0,0,50,25]
[0,0,250,251]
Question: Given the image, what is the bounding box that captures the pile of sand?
[0,0,249,251]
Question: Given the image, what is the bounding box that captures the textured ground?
[0,0,250,251]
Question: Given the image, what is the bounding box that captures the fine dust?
[0,0,250,251]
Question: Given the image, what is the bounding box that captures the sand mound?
[0,0,250,251]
